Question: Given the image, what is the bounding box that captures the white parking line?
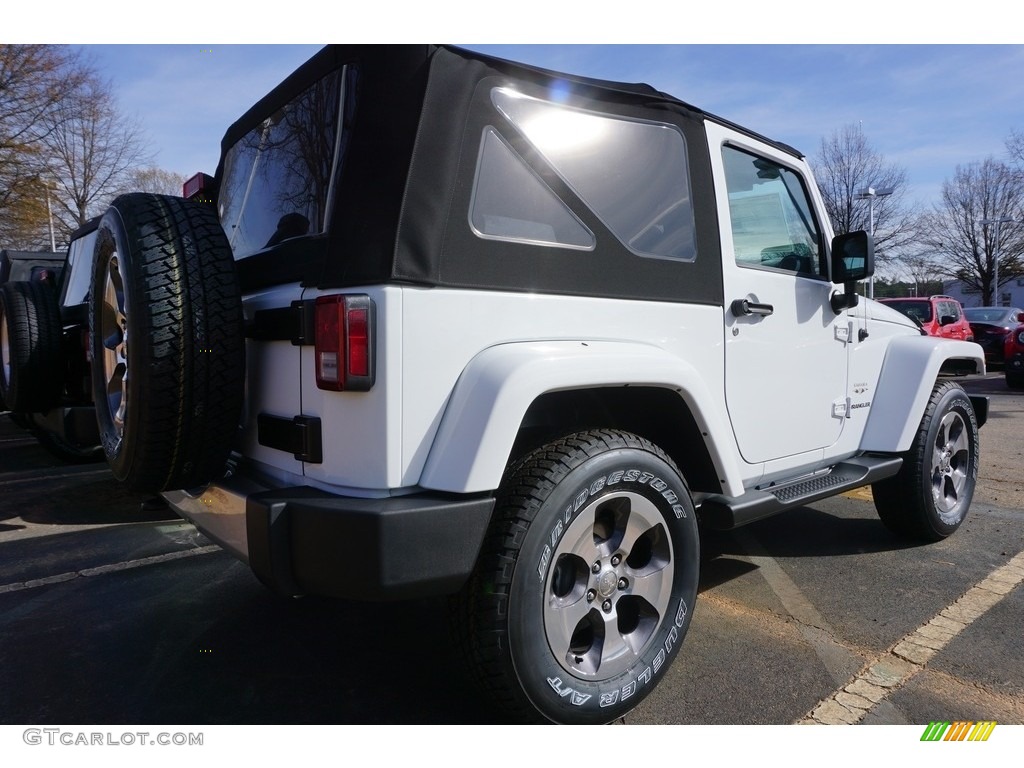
[801,549,1024,724]
[735,528,864,688]
[0,545,222,595]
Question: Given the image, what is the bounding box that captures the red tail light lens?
[182,172,214,201]
[314,295,374,391]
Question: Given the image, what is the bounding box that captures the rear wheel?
[0,280,64,413]
[872,381,979,541]
[454,430,700,723]
[89,194,244,492]
[1005,372,1024,390]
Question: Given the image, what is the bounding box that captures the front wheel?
[872,381,979,541]
[454,430,700,724]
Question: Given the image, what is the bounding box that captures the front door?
[709,128,850,466]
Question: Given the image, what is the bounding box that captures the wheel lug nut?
[618,577,628,590]
[592,561,601,574]
[602,599,612,613]
[586,589,596,602]
[611,554,621,567]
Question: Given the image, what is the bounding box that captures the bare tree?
[919,158,1024,306]
[0,45,89,249]
[122,166,187,197]
[811,123,917,270]
[1007,129,1024,169]
[899,252,946,297]
[41,71,152,241]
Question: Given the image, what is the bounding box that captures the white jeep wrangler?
[78,45,986,723]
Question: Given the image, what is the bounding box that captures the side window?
[63,230,97,307]
[477,87,697,261]
[722,145,823,277]
[469,128,595,250]
[219,67,347,260]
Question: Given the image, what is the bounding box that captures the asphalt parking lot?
[1,374,1022,726]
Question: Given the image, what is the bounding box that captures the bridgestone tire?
[454,430,700,724]
[872,381,979,542]
[0,280,64,413]
[89,194,244,493]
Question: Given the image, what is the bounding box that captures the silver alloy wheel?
[931,410,971,521]
[543,490,673,680]
[99,252,128,438]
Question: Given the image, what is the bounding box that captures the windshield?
[882,300,932,323]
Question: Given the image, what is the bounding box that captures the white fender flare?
[418,340,745,496]
[860,336,984,453]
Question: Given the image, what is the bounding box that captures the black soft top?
[222,45,803,305]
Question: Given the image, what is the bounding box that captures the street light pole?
[855,186,894,298]
[45,183,56,252]
[980,216,1015,306]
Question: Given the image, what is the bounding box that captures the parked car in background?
[963,306,1024,366]
[1,249,63,413]
[0,221,102,462]
[0,248,63,287]
[1004,323,1024,388]
[879,296,974,341]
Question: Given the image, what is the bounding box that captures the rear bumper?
[163,470,494,600]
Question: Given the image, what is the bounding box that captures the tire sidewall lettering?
[510,446,699,723]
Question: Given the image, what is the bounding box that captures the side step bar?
[698,456,903,531]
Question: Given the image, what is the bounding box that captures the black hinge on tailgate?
[257,414,323,463]
[248,301,315,345]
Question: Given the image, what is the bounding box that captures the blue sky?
[7,1,1022,214]
[61,42,1024,215]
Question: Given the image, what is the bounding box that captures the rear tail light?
[182,172,215,202]
[314,294,375,391]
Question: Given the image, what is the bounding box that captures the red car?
[878,295,974,341]
[1004,325,1024,389]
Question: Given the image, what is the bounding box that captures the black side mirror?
[830,230,874,313]
[939,314,957,327]
[831,230,874,283]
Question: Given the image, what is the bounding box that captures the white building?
[943,277,1024,309]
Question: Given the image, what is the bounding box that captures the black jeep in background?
[0,223,102,462]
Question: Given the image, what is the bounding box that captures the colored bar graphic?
[920,721,996,742]
[969,722,997,741]
[921,722,949,741]
[944,721,971,741]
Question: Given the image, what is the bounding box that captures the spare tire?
[90,194,244,493]
[0,280,64,413]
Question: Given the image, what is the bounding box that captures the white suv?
[69,46,987,723]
